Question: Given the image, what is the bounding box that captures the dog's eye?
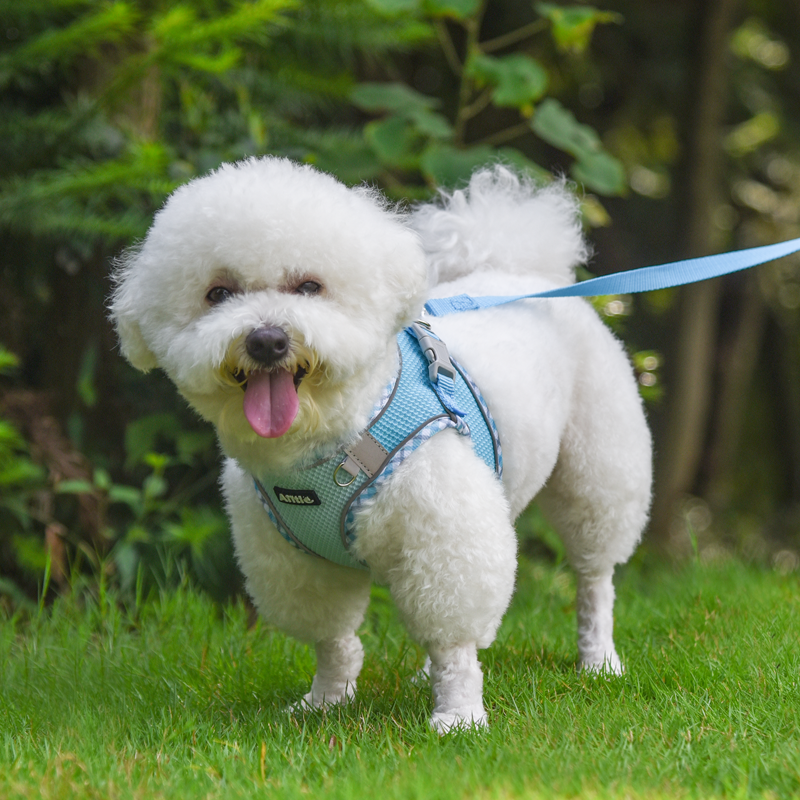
[206,286,234,305]
[294,281,322,297]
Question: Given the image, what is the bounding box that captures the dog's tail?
[409,165,589,287]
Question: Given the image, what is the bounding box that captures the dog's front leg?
[301,633,364,708]
[427,642,487,732]
[352,433,516,732]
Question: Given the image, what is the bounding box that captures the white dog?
[110,158,651,732]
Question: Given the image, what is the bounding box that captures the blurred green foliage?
[0,0,636,606]
[0,346,48,604]
[2,0,800,607]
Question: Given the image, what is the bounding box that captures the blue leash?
[424,236,800,317]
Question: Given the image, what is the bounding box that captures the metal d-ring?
[333,461,357,488]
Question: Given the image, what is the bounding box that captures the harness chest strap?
[337,431,388,482]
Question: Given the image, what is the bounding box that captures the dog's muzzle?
[226,325,312,439]
[231,326,308,390]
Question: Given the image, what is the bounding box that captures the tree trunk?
[702,274,768,510]
[648,0,743,552]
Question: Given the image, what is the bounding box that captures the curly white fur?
[110,158,652,732]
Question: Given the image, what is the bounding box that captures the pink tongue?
[242,369,299,438]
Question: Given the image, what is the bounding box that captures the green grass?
[1,558,799,799]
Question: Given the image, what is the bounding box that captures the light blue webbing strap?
[406,321,466,419]
[424,236,800,317]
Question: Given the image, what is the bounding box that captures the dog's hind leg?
[538,462,647,674]
[574,572,622,673]
[427,642,487,732]
[536,345,652,674]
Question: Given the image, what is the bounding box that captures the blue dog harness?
[252,323,502,571]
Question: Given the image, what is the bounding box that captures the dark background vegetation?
[2,0,799,606]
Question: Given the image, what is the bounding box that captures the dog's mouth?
[231,364,308,439]
[232,365,307,391]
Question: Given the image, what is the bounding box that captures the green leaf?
[411,108,453,139]
[304,133,383,184]
[76,343,98,408]
[420,144,496,187]
[143,473,167,501]
[581,195,613,228]
[123,524,152,545]
[536,3,622,54]
[174,429,216,465]
[151,0,295,46]
[367,0,421,13]
[0,420,24,452]
[150,4,196,40]
[108,484,143,511]
[124,413,181,470]
[144,452,170,473]
[93,467,112,492]
[467,54,548,109]
[0,347,19,374]
[731,18,790,71]
[422,0,480,19]
[724,111,781,157]
[351,82,438,114]
[163,507,227,556]
[171,47,242,74]
[12,534,47,574]
[56,479,96,495]
[365,115,420,167]
[531,99,626,195]
[571,151,626,196]
[531,97,601,159]
[352,83,452,141]
[0,460,44,488]
[494,148,552,184]
[0,143,175,241]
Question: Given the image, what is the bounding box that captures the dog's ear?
[349,185,429,331]
[390,246,429,330]
[109,252,159,373]
[112,313,158,372]
[380,226,430,332]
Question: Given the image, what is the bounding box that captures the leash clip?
[410,321,455,384]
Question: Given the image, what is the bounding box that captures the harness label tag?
[274,487,322,506]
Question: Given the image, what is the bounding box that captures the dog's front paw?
[290,635,364,713]
[289,680,356,714]
[430,707,488,734]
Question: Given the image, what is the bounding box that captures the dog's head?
[110,158,428,464]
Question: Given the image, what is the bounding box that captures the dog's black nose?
[245,326,290,367]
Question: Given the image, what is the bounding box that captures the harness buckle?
[410,321,456,384]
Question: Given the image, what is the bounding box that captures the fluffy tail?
[409,165,589,287]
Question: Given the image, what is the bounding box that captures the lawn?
[1,556,798,799]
